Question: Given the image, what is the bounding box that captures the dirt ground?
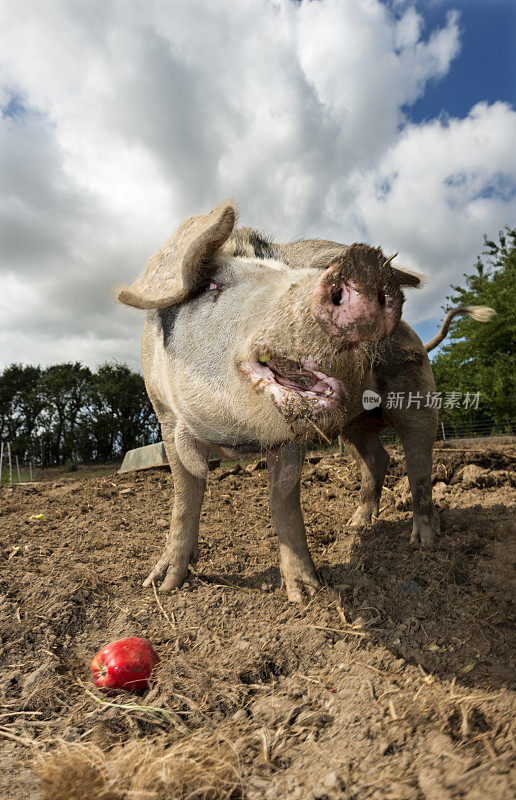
[1,440,515,800]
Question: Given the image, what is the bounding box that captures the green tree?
[1,360,160,466]
[431,228,516,433]
[89,363,159,459]
[39,363,92,463]
[0,364,43,458]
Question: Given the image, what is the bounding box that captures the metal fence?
[0,442,36,485]
[380,418,516,446]
[2,420,514,484]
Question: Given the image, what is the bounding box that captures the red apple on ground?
[91,637,159,693]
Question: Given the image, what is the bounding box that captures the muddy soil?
[1,442,515,800]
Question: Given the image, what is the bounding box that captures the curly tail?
[424,306,496,353]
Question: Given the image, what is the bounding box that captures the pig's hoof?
[143,550,191,592]
[410,514,440,547]
[348,503,378,527]
[282,566,321,603]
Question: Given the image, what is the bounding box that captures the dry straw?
[36,730,245,800]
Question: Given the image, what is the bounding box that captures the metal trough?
[119,442,222,474]
[119,442,169,473]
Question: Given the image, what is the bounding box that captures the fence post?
[0,441,3,485]
[30,460,33,481]
[16,456,21,483]
[441,421,446,441]
[7,442,12,484]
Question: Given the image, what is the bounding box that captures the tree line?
[431,227,515,435]
[0,362,160,467]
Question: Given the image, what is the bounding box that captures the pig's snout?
[311,263,401,345]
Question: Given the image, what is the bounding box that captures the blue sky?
[0,0,515,369]
[407,0,515,122]
[394,0,516,345]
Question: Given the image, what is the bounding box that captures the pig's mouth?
[239,355,341,416]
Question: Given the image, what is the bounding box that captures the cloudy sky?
[1,0,515,371]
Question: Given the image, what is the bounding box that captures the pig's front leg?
[266,442,320,603]
[143,421,208,592]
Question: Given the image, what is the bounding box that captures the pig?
[118,201,493,602]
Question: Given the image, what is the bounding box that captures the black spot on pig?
[248,231,275,260]
[231,228,275,260]
[157,306,180,348]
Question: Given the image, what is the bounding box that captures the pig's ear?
[118,200,237,309]
[391,267,425,288]
[383,252,424,288]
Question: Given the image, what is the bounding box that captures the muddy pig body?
[118,201,493,602]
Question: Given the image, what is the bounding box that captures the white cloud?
[0,0,513,371]
[349,101,516,321]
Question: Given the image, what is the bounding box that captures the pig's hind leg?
[344,417,390,526]
[267,442,321,603]
[143,419,208,592]
[389,408,440,547]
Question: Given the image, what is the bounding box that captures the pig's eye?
[197,281,221,301]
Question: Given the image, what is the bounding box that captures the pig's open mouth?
[239,355,341,415]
